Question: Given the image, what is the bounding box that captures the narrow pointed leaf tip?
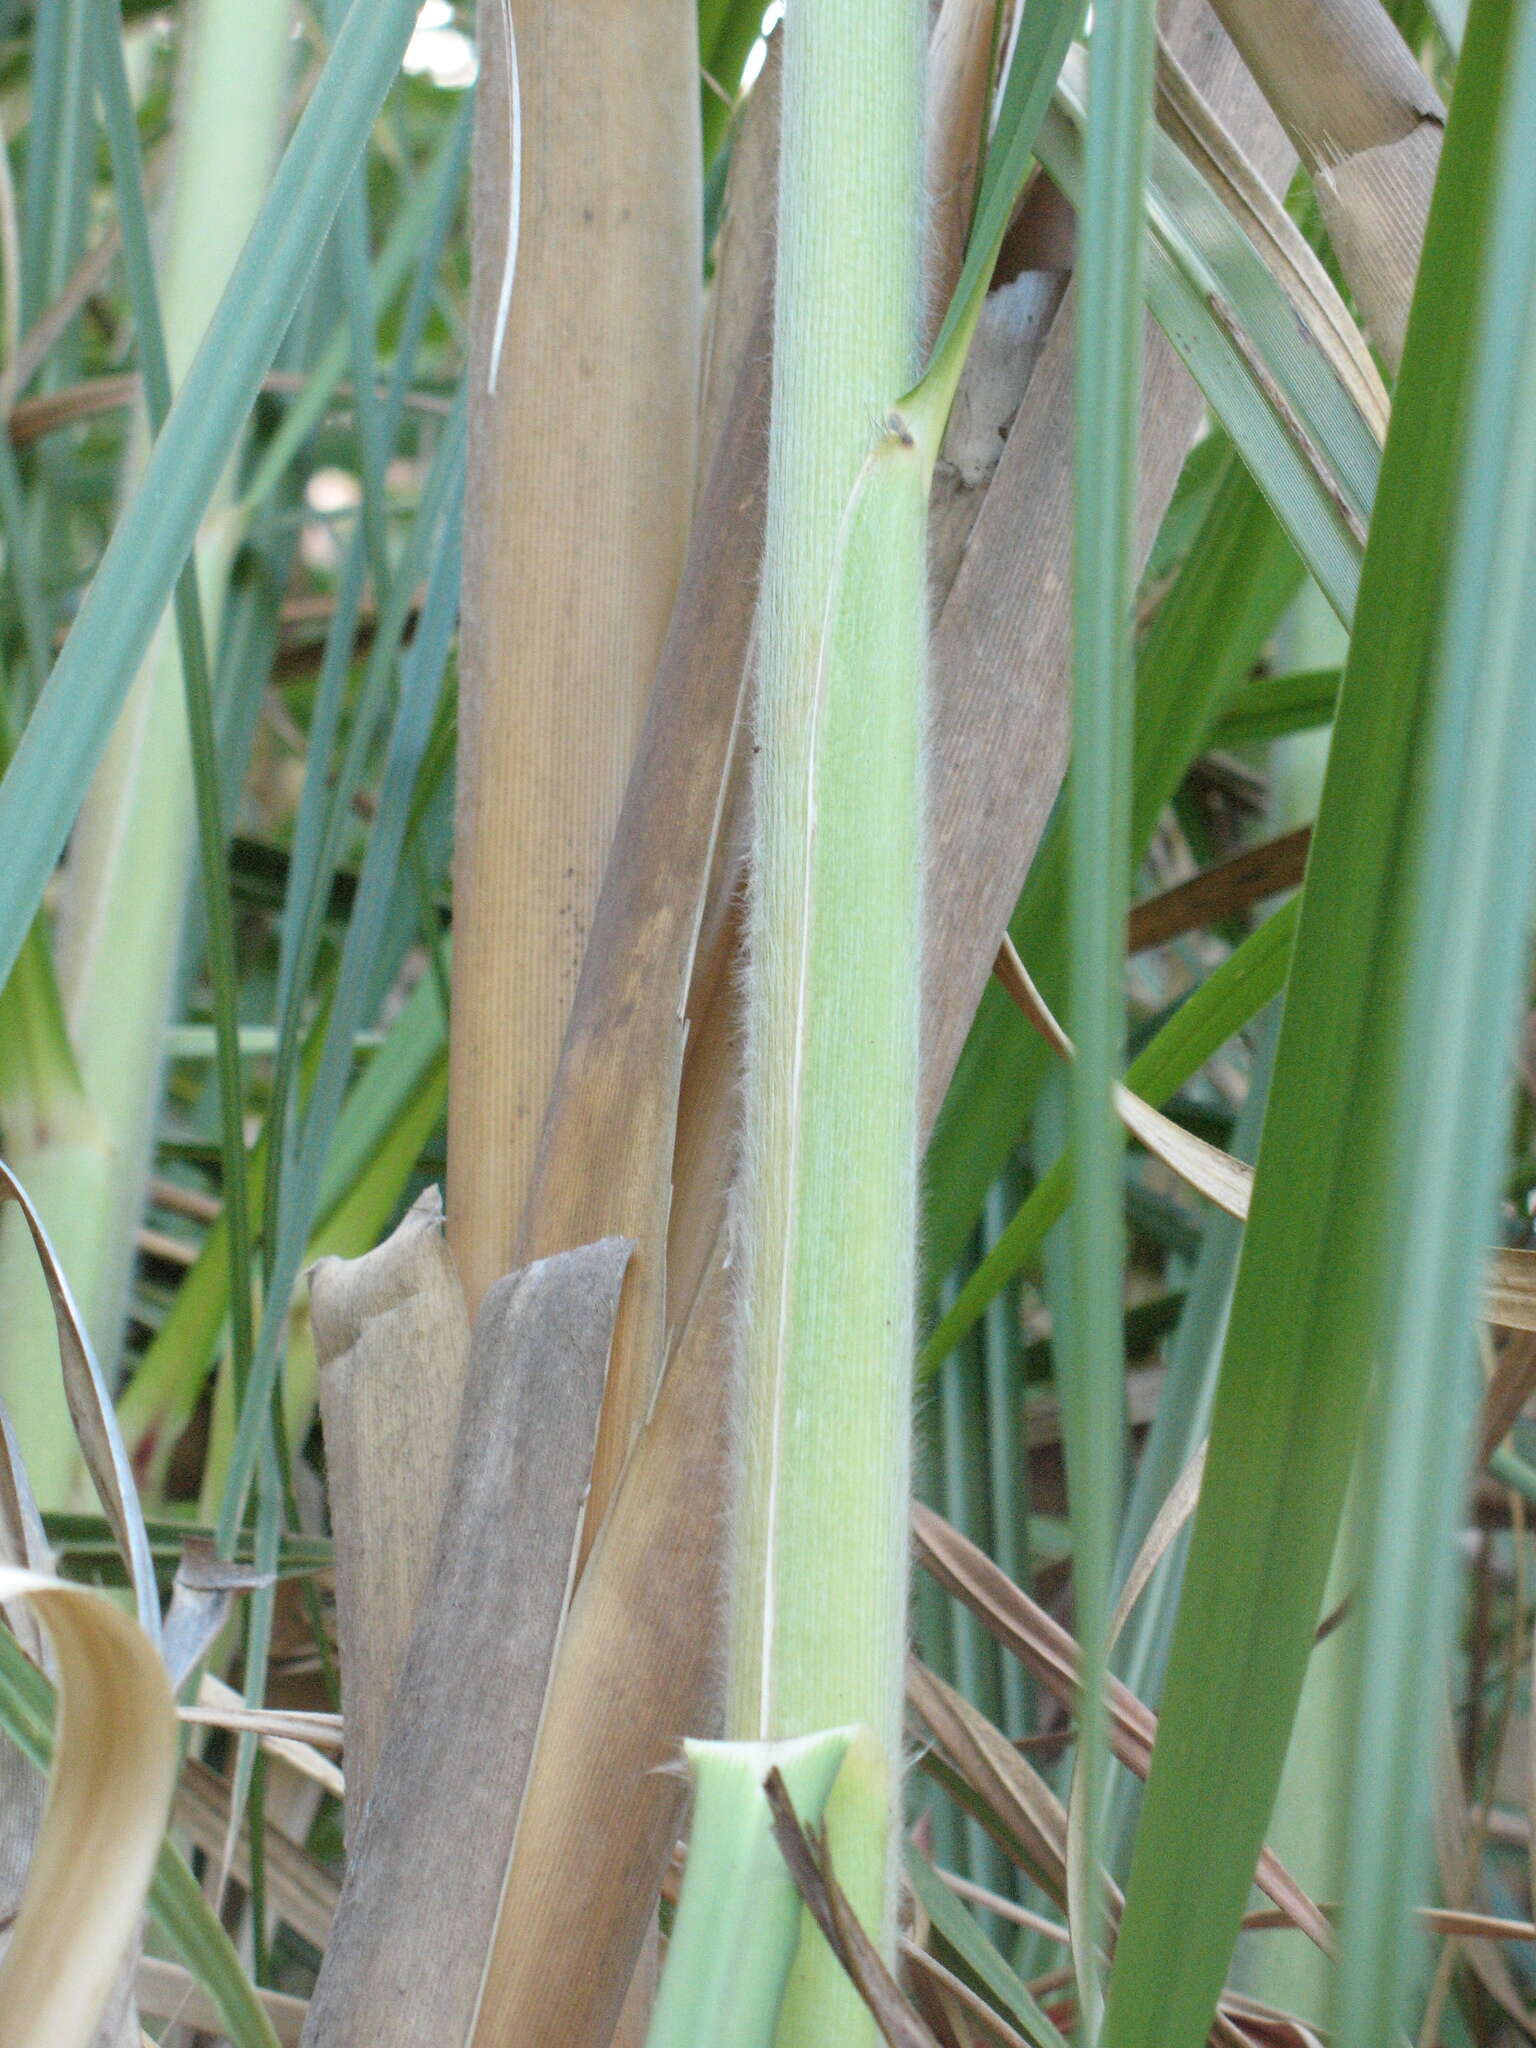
[0,1163,158,1641]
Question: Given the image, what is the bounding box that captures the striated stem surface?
[447,0,701,1321]
[725,0,926,2037]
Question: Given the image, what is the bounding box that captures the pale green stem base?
[772,1730,896,2047]
[646,1730,855,2048]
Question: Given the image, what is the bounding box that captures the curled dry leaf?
[0,1568,176,2048]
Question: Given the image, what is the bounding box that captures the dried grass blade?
[1003,943,1536,1333]
[908,1659,1080,1910]
[463,221,770,2048]
[923,279,1232,1126]
[912,1505,1333,1956]
[994,935,1254,1219]
[0,1398,49,1667]
[448,0,701,1316]
[697,32,778,493]
[901,1945,1033,2048]
[1127,828,1311,954]
[1112,1089,1253,1221]
[172,1759,335,1953]
[512,292,768,1559]
[1430,1713,1536,2042]
[925,0,1001,331]
[905,1845,1072,2048]
[194,1735,339,1807]
[1109,1441,1208,1649]
[470,1257,737,2048]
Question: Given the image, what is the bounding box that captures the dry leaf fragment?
[310,1185,470,1831]
[161,1539,272,1690]
[1127,827,1311,955]
[135,1958,307,2048]
[1485,1250,1536,1336]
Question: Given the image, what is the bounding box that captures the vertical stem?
[447,0,701,1331]
[725,0,925,2037]
[1066,0,1155,2030]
